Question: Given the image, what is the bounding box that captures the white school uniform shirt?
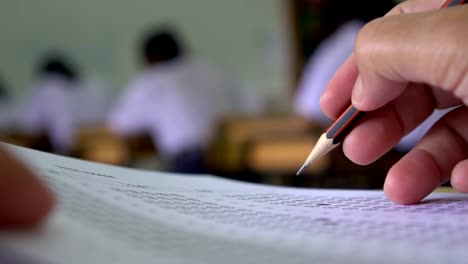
[293,20,449,151]
[19,75,76,153]
[20,75,114,154]
[108,58,239,157]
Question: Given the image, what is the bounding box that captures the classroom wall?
[0,0,293,114]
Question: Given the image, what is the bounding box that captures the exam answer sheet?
[1,144,468,264]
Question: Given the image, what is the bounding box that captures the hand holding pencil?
[299,0,468,205]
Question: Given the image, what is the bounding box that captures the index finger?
[320,55,359,119]
[320,0,449,119]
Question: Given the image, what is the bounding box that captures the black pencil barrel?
[326,105,365,144]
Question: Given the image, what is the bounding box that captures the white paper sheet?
[1,143,468,264]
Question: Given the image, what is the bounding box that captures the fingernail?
[352,77,363,105]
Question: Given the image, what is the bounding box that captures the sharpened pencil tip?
[296,164,307,176]
[297,133,338,176]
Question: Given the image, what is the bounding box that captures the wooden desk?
[434,187,456,193]
[74,126,129,165]
[206,115,313,173]
[246,135,329,174]
[74,126,158,167]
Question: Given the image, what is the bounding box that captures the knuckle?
[354,18,384,65]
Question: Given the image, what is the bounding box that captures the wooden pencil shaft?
[326,105,365,144]
[443,0,464,7]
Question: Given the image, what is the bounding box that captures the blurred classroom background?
[0,0,407,189]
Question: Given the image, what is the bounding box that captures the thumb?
[0,148,55,228]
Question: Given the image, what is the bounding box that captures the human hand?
[0,148,55,228]
[320,0,468,204]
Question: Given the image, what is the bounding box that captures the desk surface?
[434,186,456,193]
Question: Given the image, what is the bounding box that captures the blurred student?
[108,28,240,174]
[19,54,79,154]
[293,0,447,151]
[19,53,114,154]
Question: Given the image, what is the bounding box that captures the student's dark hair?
[141,28,184,64]
[38,53,78,83]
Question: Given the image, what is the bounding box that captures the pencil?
[296,0,464,176]
[296,105,364,175]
